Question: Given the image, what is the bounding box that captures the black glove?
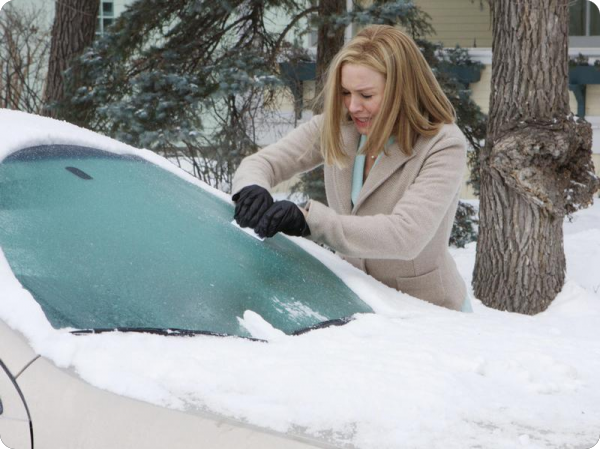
[255,200,310,238]
[232,185,274,228]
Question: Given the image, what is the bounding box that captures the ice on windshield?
[0,145,372,337]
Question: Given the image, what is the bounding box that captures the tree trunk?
[313,0,346,114]
[43,0,100,116]
[473,0,599,314]
[295,0,347,205]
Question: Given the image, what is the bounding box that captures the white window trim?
[97,1,115,36]
[462,48,600,65]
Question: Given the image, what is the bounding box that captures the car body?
[0,109,373,449]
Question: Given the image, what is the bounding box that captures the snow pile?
[0,109,231,203]
[0,110,599,449]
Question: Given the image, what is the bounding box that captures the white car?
[2,110,600,449]
[0,109,372,449]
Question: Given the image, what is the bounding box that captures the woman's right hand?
[232,185,274,228]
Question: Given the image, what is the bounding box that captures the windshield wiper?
[292,316,354,336]
[71,327,266,342]
[71,317,355,340]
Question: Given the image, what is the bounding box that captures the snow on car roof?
[0,108,230,202]
[1,108,600,448]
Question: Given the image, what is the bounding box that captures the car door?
[0,360,32,449]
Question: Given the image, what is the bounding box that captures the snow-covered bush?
[450,201,478,248]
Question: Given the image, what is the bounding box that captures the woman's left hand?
[255,201,310,238]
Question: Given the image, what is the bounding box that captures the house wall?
[5,0,134,27]
[112,0,130,17]
[414,0,600,199]
[5,0,600,199]
[416,0,493,48]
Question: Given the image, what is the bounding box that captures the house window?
[96,1,115,36]
[308,28,318,48]
[570,0,600,36]
[103,2,114,15]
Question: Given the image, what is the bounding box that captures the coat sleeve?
[306,136,466,260]
[231,115,324,194]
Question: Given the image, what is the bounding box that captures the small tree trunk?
[473,0,599,314]
[313,0,346,114]
[295,0,347,205]
[43,0,100,116]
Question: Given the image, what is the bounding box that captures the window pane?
[309,29,318,47]
[103,18,114,30]
[570,0,586,36]
[102,1,113,16]
[0,145,372,337]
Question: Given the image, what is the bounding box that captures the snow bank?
[1,109,599,449]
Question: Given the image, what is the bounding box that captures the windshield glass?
[0,145,372,337]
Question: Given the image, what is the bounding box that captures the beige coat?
[232,114,467,310]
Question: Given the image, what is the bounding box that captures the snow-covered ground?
[0,109,599,449]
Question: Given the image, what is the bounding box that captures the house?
[4,0,130,31]
[3,0,599,200]
[414,0,600,198]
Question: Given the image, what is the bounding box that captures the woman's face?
[341,63,386,135]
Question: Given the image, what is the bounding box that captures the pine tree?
[55,0,319,190]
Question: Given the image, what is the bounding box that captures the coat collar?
[334,123,418,214]
[332,122,359,215]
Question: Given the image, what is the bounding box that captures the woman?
[232,25,470,311]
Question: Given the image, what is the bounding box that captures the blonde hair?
[319,25,455,166]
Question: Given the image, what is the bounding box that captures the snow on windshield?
[0,109,599,449]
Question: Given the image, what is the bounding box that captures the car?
[0,109,374,449]
[2,110,599,449]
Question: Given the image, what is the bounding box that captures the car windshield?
[0,145,372,338]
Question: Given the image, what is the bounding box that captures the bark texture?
[313,0,346,114]
[296,0,346,205]
[43,0,100,116]
[473,0,599,314]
